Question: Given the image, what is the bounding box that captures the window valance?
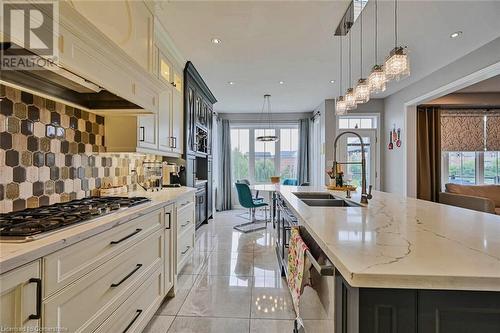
[486,114,500,151]
[441,113,484,151]
[441,109,500,152]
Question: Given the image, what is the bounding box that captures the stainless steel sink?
[292,192,336,200]
[293,192,361,207]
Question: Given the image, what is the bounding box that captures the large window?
[231,129,249,182]
[230,125,299,184]
[445,152,476,185]
[254,129,276,183]
[279,128,299,180]
[484,152,500,184]
[443,151,500,185]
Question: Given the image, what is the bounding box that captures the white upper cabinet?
[69,0,154,72]
[158,89,173,152]
[157,48,183,155]
[171,69,184,155]
[138,114,158,151]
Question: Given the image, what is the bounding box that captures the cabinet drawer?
[43,229,163,333]
[94,266,163,333]
[177,226,194,270]
[177,202,195,236]
[43,209,162,297]
[176,194,195,213]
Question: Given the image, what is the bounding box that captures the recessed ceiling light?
[228,81,235,85]
[450,31,462,38]
[279,81,284,85]
[330,80,336,84]
[211,38,221,44]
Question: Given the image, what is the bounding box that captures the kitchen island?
[275,185,500,333]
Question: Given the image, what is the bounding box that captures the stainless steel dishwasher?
[275,194,336,333]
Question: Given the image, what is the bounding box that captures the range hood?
[1,42,142,110]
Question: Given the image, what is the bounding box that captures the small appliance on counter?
[162,162,183,187]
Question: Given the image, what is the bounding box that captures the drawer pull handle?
[111,264,142,288]
[165,212,171,230]
[122,309,143,333]
[28,278,42,320]
[181,246,191,255]
[181,221,191,228]
[180,201,190,207]
[110,228,142,245]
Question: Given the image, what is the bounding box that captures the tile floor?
[143,210,297,333]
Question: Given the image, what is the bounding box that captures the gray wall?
[382,37,500,194]
[317,98,384,186]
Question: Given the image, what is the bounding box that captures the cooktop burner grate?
[0,197,150,238]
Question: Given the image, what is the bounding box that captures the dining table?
[249,183,280,225]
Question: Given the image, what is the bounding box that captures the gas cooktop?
[0,197,150,242]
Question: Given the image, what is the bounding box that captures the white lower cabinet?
[0,261,41,331]
[42,228,163,333]
[164,204,175,294]
[176,193,196,272]
[1,197,193,333]
[93,266,164,333]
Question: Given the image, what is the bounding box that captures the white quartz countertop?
[0,187,195,274]
[277,185,500,291]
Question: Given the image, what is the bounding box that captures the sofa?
[439,183,500,215]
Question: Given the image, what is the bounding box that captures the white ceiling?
[456,74,500,93]
[157,1,500,113]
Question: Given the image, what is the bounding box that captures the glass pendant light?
[256,94,279,142]
[336,37,347,115]
[345,32,357,111]
[345,88,357,110]
[368,0,387,93]
[336,96,347,115]
[355,8,370,104]
[384,0,410,81]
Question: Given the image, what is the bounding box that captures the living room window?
[441,111,500,186]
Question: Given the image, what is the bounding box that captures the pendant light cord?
[375,0,378,64]
[394,0,398,48]
[360,7,363,77]
[267,95,272,131]
[339,37,343,95]
[348,31,352,88]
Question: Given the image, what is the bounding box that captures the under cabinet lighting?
[450,31,462,38]
[228,81,235,85]
[211,38,222,44]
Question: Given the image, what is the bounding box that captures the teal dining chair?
[282,178,298,186]
[233,182,269,233]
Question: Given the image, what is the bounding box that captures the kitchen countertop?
[277,185,500,291]
[0,187,195,274]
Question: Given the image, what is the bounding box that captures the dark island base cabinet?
[335,274,500,333]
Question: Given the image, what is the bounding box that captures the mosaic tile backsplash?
[0,85,161,213]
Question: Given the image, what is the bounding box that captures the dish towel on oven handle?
[287,227,312,328]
